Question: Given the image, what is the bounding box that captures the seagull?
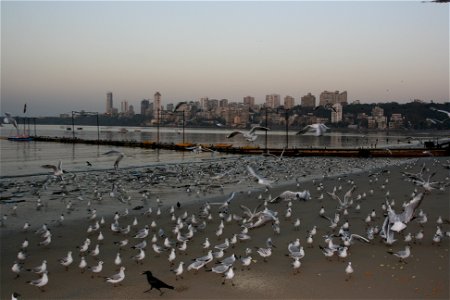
[296,123,330,137]
[11,292,21,300]
[222,267,235,286]
[88,260,104,277]
[292,257,301,274]
[131,249,146,264]
[247,166,274,187]
[270,190,311,203]
[11,262,24,278]
[345,262,354,281]
[103,150,125,170]
[106,266,126,286]
[171,261,184,280]
[59,251,73,271]
[79,257,87,273]
[226,126,270,142]
[27,271,49,291]
[387,245,411,263]
[3,112,18,130]
[430,107,450,119]
[41,161,64,179]
[386,193,424,232]
[142,271,174,295]
[255,246,272,262]
[28,260,47,274]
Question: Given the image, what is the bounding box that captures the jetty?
[17,136,450,158]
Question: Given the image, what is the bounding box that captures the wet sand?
[1,156,449,299]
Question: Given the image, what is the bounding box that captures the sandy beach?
[1,155,449,299]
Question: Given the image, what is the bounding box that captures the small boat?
[8,135,33,141]
[66,127,72,131]
[77,127,83,130]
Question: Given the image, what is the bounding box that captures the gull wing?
[343,185,356,203]
[174,101,188,112]
[41,164,57,171]
[226,131,243,139]
[350,233,370,243]
[295,125,312,135]
[248,126,270,135]
[400,192,424,223]
[247,165,261,180]
[430,107,450,117]
[103,150,123,156]
[239,204,254,219]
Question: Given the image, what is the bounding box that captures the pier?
[16,136,450,158]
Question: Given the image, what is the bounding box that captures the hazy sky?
[1,1,449,116]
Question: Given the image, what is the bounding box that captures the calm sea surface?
[1,125,448,177]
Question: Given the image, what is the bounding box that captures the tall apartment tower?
[106,92,113,114]
[284,95,295,109]
[140,99,150,115]
[301,93,316,107]
[319,90,348,106]
[121,100,129,113]
[154,92,161,120]
[265,94,280,109]
[243,96,255,107]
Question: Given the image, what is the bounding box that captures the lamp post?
[71,111,100,143]
[265,107,269,152]
[174,102,188,144]
[276,108,289,149]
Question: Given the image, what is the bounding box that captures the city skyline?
[2,1,449,116]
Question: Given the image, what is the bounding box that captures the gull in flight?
[3,112,18,131]
[270,190,311,203]
[226,126,270,142]
[386,193,424,232]
[247,166,274,187]
[296,123,330,137]
[430,107,450,119]
[103,150,125,170]
[41,160,64,180]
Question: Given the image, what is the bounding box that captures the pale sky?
[1,1,449,116]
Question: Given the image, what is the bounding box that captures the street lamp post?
[265,107,269,152]
[71,111,100,143]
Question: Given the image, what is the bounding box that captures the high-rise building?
[154,92,161,120]
[200,97,209,110]
[284,95,295,109]
[243,96,255,107]
[319,90,347,106]
[265,94,280,109]
[331,103,343,123]
[140,99,150,115]
[106,92,113,114]
[301,93,316,107]
[121,100,128,113]
[128,105,135,115]
[219,99,228,108]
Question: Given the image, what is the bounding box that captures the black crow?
[142,271,174,295]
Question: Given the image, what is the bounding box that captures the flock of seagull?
[1,146,450,297]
